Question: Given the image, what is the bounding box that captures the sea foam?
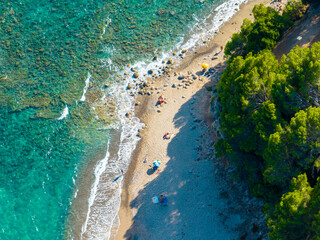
[80,73,91,102]
[57,106,69,120]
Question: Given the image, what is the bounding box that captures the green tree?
[283,0,306,21]
[281,43,320,91]
[263,107,320,187]
[217,50,280,154]
[224,4,293,59]
[267,174,312,240]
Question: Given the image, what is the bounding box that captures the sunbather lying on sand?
[163,132,173,139]
[156,95,166,105]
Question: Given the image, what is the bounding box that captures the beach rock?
[182,49,187,53]
[148,69,153,74]
[127,83,133,89]
[133,72,139,78]
[169,11,175,16]
[157,109,161,113]
[152,56,158,61]
[182,96,185,98]
[167,58,173,64]
[142,81,149,87]
[131,68,137,72]
[137,133,142,138]
[172,52,177,56]
[172,84,176,88]
[125,112,131,117]
[104,82,110,88]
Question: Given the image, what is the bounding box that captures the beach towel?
[152,196,159,204]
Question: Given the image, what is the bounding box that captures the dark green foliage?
[267,174,320,239]
[247,4,290,53]
[218,50,281,154]
[224,4,293,59]
[216,1,320,237]
[267,174,312,240]
[283,0,306,21]
[263,107,320,187]
[281,43,320,91]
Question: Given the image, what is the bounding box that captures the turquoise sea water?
[0,0,242,239]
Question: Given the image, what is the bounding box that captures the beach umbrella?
[201,63,209,69]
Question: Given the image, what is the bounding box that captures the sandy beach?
[115,0,279,239]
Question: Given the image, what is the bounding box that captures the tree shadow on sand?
[122,66,252,240]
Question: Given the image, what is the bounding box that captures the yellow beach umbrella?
[201,63,209,69]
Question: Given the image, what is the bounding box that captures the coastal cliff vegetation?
[215,2,320,239]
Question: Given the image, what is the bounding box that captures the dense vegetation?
[216,2,320,239]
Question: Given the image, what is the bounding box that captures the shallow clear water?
[0,0,240,239]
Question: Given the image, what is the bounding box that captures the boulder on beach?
[133,72,139,78]
[127,83,133,89]
[167,58,173,64]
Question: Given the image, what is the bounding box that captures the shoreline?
[115,0,277,239]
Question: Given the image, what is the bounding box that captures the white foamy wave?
[125,0,247,81]
[180,0,247,51]
[79,67,144,239]
[81,139,110,238]
[57,105,69,120]
[80,73,91,102]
